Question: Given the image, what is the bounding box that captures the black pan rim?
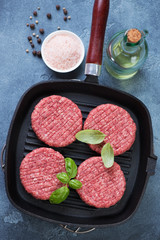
[4,79,156,226]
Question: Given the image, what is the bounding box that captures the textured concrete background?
[0,0,160,239]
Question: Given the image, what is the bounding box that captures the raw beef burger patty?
[76,157,126,208]
[31,95,82,147]
[20,147,65,200]
[84,104,136,156]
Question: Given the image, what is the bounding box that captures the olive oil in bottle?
[105,29,148,80]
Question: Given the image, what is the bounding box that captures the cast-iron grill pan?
[3,0,157,227]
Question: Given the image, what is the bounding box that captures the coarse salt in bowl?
[41,30,85,73]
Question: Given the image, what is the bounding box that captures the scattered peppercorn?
[30,24,35,29]
[47,13,52,19]
[64,16,67,21]
[37,51,41,58]
[39,28,44,34]
[28,36,32,41]
[63,9,68,15]
[26,5,73,60]
[33,11,37,16]
[56,5,60,10]
[32,50,37,56]
[37,38,41,44]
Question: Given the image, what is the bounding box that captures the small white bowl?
[41,30,85,73]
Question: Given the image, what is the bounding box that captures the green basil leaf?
[69,179,82,189]
[65,158,77,178]
[56,172,70,184]
[49,186,70,204]
[101,143,114,168]
[75,130,105,144]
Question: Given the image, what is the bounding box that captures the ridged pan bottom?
[15,91,139,218]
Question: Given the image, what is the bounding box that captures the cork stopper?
[127,29,141,43]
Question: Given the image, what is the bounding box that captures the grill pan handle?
[146,154,157,176]
[85,0,109,77]
[1,144,6,172]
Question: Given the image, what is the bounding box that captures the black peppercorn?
[37,38,41,44]
[37,51,41,58]
[56,5,60,10]
[63,9,68,15]
[39,28,44,34]
[28,36,32,41]
[32,50,37,56]
[47,13,52,19]
[30,24,35,29]
[33,11,37,16]
[31,43,35,48]
[64,16,67,21]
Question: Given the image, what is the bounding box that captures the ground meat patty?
[31,95,82,147]
[84,104,136,156]
[76,157,126,208]
[20,148,65,200]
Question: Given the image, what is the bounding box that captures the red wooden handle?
[86,0,109,65]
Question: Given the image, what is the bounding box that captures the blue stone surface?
[0,0,160,239]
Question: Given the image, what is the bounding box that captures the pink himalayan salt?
[43,33,83,71]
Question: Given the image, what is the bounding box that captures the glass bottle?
[104,29,148,80]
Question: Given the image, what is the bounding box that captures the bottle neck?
[121,38,140,53]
